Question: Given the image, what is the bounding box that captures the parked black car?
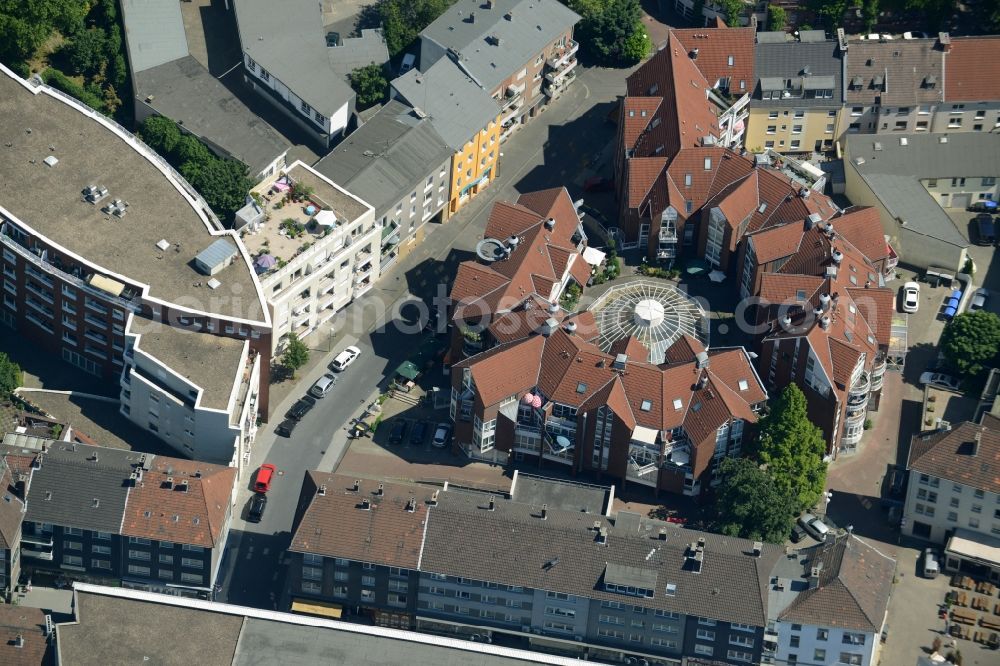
[286,395,316,420]
[975,213,996,246]
[275,419,297,438]
[409,421,428,446]
[248,493,267,522]
[790,524,807,543]
[388,420,408,445]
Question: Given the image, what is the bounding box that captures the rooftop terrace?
[0,67,266,323]
[243,162,372,273]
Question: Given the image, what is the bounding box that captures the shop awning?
[291,599,343,619]
[946,528,1000,568]
[87,274,125,297]
[582,247,607,266]
[631,425,659,445]
[395,360,420,381]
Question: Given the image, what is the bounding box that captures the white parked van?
[923,548,940,578]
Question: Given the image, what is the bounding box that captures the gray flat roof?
[119,0,190,73]
[284,163,372,224]
[510,473,610,514]
[58,586,574,665]
[847,132,1000,247]
[233,0,355,116]
[312,100,452,216]
[0,68,266,323]
[391,59,499,151]
[420,0,580,92]
[131,316,247,411]
[134,56,290,177]
[327,29,389,76]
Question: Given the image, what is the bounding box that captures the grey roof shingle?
[20,444,137,533]
[312,100,452,216]
[232,0,355,116]
[845,39,944,106]
[390,59,499,151]
[846,132,998,247]
[778,534,895,633]
[419,0,580,92]
[119,0,190,74]
[421,493,782,626]
[133,56,290,177]
[753,41,844,107]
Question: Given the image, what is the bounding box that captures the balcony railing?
[545,59,577,84]
[546,40,579,70]
[849,373,871,398]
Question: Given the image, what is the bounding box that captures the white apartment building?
[244,162,378,353]
[120,316,261,473]
[903,419,1000,582]
[768,534,894,666]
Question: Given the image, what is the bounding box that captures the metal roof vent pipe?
[690,48,699,59]
[541,504,548,520]
[832,250,844,265]
[507,235,520,249]
[820,292,832,310]
[781,313,793,330]
[820,315,831,330]
[564,321,578,335]
[544,217,555,230]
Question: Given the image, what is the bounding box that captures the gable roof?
[753,39,844,106]
[289,473,429,568]
[944,36,1000,102]
[908,421,1000,495]
[120,458,235,548]
[119,0,190,74]
[312,100,452,216]
[0,462,24,550]
[779,534,895,633]
[845,39,944,106]
[419,0,580,93]
[670,26,756,95]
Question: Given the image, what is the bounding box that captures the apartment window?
[792,125,802,134]
[927,179,938,188]
[975,489,985,499]
[360,589,375,602]
[814,648,827,661]
[300,100,312,114]
[64,541,82,551]
[973,504,983,514]
[728,651,753,663]
[91,559,111,569]
[839,654,863,665]
[302,566,322,581]
[816,628,829,640]
[697,629,716,641]
[128,565,150,576]
[767,125,776,134]
[129,549,151,561]
[730,634,754,648]
[182,545,203,553]
[984,177,997,187]
[651,637,678,648]
[332,585,347,598]
[159,554,174,565]
[181,573,203,584]
[970,517,980,528]
[825,123,834,133]
[948,511,958,522]
[790,636,800,648]
[704,157,712,170]
[842,632,866,646]
[182,558,204,569]
[63,554,83,567]
[92,544,111,555]
[334,571,348,582]
[362,575,376,587]
[769,111,779,119]
[694,644,714,656]
[95,531,111,540]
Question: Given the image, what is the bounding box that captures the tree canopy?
[0,352,22,400]
[569,0,648,67]
[139,117,253,224]
[713,457,797,543]
[0,0,87,64]
[752,384,828,513]
[282,334,310,378]
[349,63,389,110]
[360,0,457,58]
[766,5,787,31]
[719,0,745,27]
[940,310,1000,379]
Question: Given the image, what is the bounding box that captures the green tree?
[861,0,880,32]
[360,0,458,57]
[805,0,850,31]
[41,67,107,112]
[720,0,745,27]
[713,457,796,543]
[0,0,88,64]
[0,352,23,400]
[183,158,253,223]
[175,133,213,166]
[752,384,828,513]
[622,25,651,62]
[766,4,787,31]
[282,334,310,378]
[348,63,389,110]
[691,0,706,27]
[61,27,106,77]
[940,310,1000,378]
[139,116,183,155]
[569,0,646,67]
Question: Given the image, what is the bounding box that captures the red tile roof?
[0,606,50,665]
[832,207,889,262]
[290,473,429,566]
[120,458,235,548]
[670,26,755,96]
[909,421,1000,495]
[945,36,1000,102]
[750,222,806,264]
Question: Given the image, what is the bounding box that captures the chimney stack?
[541,504,548,520]
[429,490,439,506]
[658,527,668,541]
[597,527,608,545]
[406,496,416,512]
[752,541,763,558]
[377,483,384,497]
[318,484,327,496]
[809,563,823,589]
[353,479,360,492]
[488,495,496,511]
[690,48,699,59]
[360,497,371,510]
[973,431,982,456]
[695,351,710,369]
[163,476,174,490]
[544,217,555,230]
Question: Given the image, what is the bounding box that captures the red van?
[254,464,277,493]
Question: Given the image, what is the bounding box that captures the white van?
[309,373,337,398]
[923,548,941,578]
[798,513,830,541]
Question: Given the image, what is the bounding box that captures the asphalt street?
[217,64,629,608]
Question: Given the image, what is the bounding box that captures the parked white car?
[969,288,989,311]
[901,281,920,313]
[919,372,961,391]
[329,346,361,372]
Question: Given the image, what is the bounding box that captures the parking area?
[879,546,956,665]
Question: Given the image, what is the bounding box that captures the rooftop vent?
[939,135,948,144]
[658,527,668,541]
[194,238,238,276]
[539,317,559,336]
[752,541,763,557]
[376,483,384,496]
[820,292,832,309]
[695,351,710,369]
[488,495,496,511]
[207,278,221,290]
[475,237,509,262]
[83,184,109,204]
[352,479,360,492]
[820,315,831,330]
[613,353,628,371]
[43,155,58,167]
[360,497,371,510]
[799,187,810,198]
[540,504,548,520]
[564,320,578,335]
[318,484,327,496]
[832,250,844,265]
[544,217,555,230]
[155,238,171,251]
[429,490,439,506]
[104,199,129,218]
[92,498,100,509]
[780,313,793,329]
[689,48,699,59]
[597,527,608,545]
[163,476,174,490]
[406,497,416,512]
